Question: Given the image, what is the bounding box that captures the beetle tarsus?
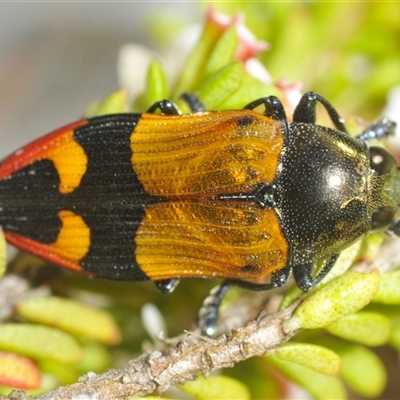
[146,99,181,115]
[244,96,287,121]
[198,267,291,336]
[198,282,230,336]
[155,278,180,293]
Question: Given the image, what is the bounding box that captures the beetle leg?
[243,96,287,121]
[356,118,397,142]
[292,255,339,291]
[293,92,348,133]
[198,266,291,336]
[146,99,181,115]
[198,282,230,336]
[180,93,206,112]
[154,278,180,293]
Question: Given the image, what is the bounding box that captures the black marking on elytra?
[0,159,62,243]
[240,264,259,273]
[0,114,162,281]
[236,116,254,128]
[69,114,159,280]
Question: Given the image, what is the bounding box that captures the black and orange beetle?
[0,91,399,334]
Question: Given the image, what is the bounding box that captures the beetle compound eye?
[371,206,396,231]
[369,146,397,176]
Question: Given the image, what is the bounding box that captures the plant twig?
[1,302,297,400]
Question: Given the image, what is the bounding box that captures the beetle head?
[368,146,400,232]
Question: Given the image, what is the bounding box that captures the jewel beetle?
[0,91,399,333]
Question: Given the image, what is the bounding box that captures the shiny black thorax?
[275,123,370,266]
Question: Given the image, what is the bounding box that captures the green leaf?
[86,89,128,117]
[283,270,380,332]
[16,296,121,345]
[180,375,251,400]
[267,356,346,400]
[38,359,80,386]
[373,269,400,305]
[204,26,238,78]
[146,59,170,107]
[274,342,341,376]
[323,340,386,397]
[217,76,279,110]
[173,19,224,96]
[325,311,391,346]
[198,62,244,109]
[388,315,400,350]
[0,324,82,364]
[357,233,385,264]
[280,241,362,310]
[74,340,112,374]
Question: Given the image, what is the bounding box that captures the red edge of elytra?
[0,119,89,179]
[5,231,91,276]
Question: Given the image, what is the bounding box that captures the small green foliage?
[172,16,226,97]
[0,324,82,364]
[280,241,362,310]
[267,356,346,400]
[389,316,400,350]
[204,26,238,78]
[38,360,80,387]
[198,62,244,109]
[173,2,400,116]
[373,269,400,305]
[283,270,380,332]
[216,75,278,110]
[144,10,273,113]
[273,342,341,376]
[74,339,112,374]
[325,311,391,346]
[86,89,128,117]
[146,59,170,106]
[322,340,387,397]
[16,296,121,345]
[355,234,386,269]
[180,375,251,400]
[318,241,363,286]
